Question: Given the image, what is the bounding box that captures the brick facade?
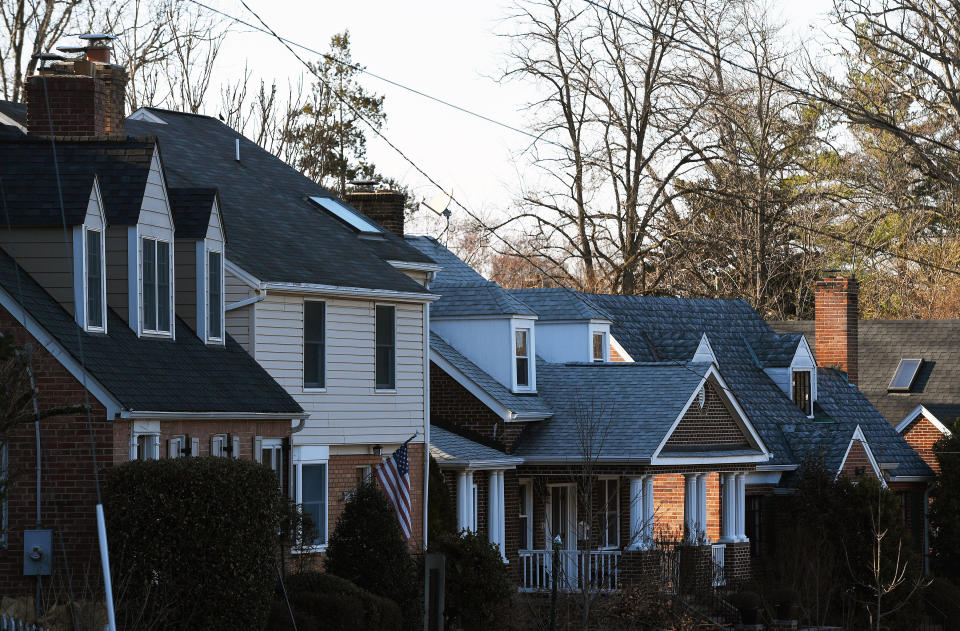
[901,415,944,473]
[664,383,749,449]
[814,276,859,384]
[344,190,406,236]
[26,74,108,137]
[838,439,879,480]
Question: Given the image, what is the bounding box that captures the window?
[207,250,222,340]
[211,434,236,458]
[304,301,326,388]
[142,238,171,333]
[471,482,479,533]
[375,305,396,390]
[298,462,328,545]
[792,370,812,416]
[601,479,619,548]
[86,229,104,329]
[134,434,159,460]
[260,438,284,490]
[592,332,606,362]
[515,328,531,388]
[519,481,533,550]
[308,196,382,234]
[746,495,765,557]
[167,435,186,458]
[889,358,923,392]
[1,442,8,547]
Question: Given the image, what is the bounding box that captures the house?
[122,94,438,552]
[0,43,304,594]
[410,237,932,591]
[771,317,960,474]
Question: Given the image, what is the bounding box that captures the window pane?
[375,305,395,345]
[304,302,325,387]
[86,230,102,328]
[593,332,604,361]
[375,305,395,389]
[157,241,170,332]
[208,251,222,338]
[792,370,811,416]
[516,357,529,387]
[515,330,528,357]
[143,239,156,331]
[376,347,395,389]
[302,463,327,544]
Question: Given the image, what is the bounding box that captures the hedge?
[102,456,282,630]
[266,572,402,631]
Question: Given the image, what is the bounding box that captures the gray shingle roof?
[126,109,432,294]
[0,246,302,414]
[508,288,611,321]
[407,236,535,317]
[430,332,552,419]
[0,101,25,125]
[514,361,716,461]
[430,425,524,466]
[169,187,218,239]
[771,319,960,427]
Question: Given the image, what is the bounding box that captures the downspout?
[924,482,936,575]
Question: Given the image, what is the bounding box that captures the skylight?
[309,196,382,234]
[888,358,922,392]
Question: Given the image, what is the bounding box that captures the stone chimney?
[344,189,406,236]
[26,37,127,138]
[815,275,859,385]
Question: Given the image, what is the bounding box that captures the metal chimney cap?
[78,33,117,41]
[32,52,65,61]
[56,46,88,53]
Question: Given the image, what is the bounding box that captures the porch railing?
[518,549,621,593]
[711,543,726,587]
[0,614,51,631]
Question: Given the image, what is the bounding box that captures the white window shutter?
[253,436,263,463]
[211,436,221,457]
[191,437,199,457]
[151,435,160,460]
[231,435,240,459]
[167,438,179,458]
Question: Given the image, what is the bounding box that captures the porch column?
[629,477,644,550]
[488,471,506,559]
[642,475,655,545]
[696,473,709,542]
[684,473,698,542]
[735,472,746,542]
[720,473,737,543]
[457,470,474,532]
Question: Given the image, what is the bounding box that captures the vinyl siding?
[105,227,128,323]
[225,268,254,352]
[0,227,74,313]
[175,240,196,330]
[253,292,426,445]
[139,150,173,232]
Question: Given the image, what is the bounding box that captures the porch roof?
[430,425,524,469]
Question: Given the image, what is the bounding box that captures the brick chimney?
[815,275,859,385]
[344,189,406,236]
[26,39,127,138]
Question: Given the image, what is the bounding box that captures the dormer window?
[207,250,223,341]
[792,370,812,416]
[142,237,172,334]
[593,331,606,362]
[515,328,531,388]
[85,229,105,331]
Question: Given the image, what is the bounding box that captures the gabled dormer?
[72,176,107,333]
[170,188,224,344]
[756,333,817,418]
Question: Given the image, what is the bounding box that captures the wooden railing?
[518,549,621,593]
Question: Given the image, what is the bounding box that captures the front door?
[546,484,577,588]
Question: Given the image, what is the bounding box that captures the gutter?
[119,410,309,420]
[434,458,524,469]
[264,281,438,304]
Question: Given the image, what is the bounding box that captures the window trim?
[293,445,330,551]
[600,477,620,549]
[84,228,107,332]
[592,331,607,363]
[303,300,327,391]
[205,247,224,343]
[131,433,160,460]
[140,236,173,336]
[518,479,534,550]
[259,437,284,492]
[374,303,397,392]
[791,368,813,418]
[514,326,533,391]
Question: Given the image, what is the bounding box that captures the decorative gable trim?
[128,108,167,124]
[650,364,770,464]
[837,425,886,487]
[896,404,954,437]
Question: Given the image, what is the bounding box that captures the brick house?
[409,237,933,592]
[0,44,304,595]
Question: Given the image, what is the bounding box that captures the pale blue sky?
[213,0,837,232]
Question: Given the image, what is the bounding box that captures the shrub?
[324,481,417,626]
[102,456,281,631]
[923,577,960,625]
[427,456,456,541]
[429,531,512,631]
[931,422,960,583]
[266,572,401,631]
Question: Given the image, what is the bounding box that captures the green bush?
[324,481,417,626]
[427,456,456,542]
[102,457,281,631]
[430,531,512,631]
[266,572,402,631]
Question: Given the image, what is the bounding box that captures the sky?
[209,0,837,236]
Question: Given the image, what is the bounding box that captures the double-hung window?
[592,332,606,362]
[142,238,171,333]
[260,438,284,491]
[293,447,329,547]
[207,250,222,341]
[134,434,159,460]
[792,370,812,416]
[519,481,533,550]
[304,302,326,389]
[375,305,396,390]
[86,229,104,330]
[601,478,619,548]
[515,329,531,388]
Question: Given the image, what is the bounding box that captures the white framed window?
[258,437,284,491]
[601,478,619,549]
[133,434,159,461]
[375,304,396,390]
[592,331,607,362]
[206,249,223,342]
[792,369,813,417]
[167,435,187,458]
[142,237,172,334]
[515,328,531,389]
[293,446,329,547]
[85,228,106,331]
[519,480,533,550]
[211,434,238,458]
[471,482,479,533]
[303,301,326,389]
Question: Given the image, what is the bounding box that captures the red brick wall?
[814,276,858,384]
[664,383,748,449]
[839,439,879,480]
[26,74,107,137]
[902,415,944,473]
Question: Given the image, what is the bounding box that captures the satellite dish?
[422,189,453,218]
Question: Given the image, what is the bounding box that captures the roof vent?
[889,358,922,392]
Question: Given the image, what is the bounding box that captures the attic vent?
[308,196,382,234]
[698,387,706,409]
[889,358,922,392]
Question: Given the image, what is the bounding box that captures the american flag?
[377,441,411,539]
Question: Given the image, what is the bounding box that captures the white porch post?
[642,475,655,544]
[488,471,506,558]
[735,472,746,542]
[457,470,474,532]
[684,473,698,542]
[629,477,644,550]
[720,473,737,543]
[696,473,709,542]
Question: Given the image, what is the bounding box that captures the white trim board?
[896,404,954,437]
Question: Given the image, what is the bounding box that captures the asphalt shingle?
[430,425,524,465]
